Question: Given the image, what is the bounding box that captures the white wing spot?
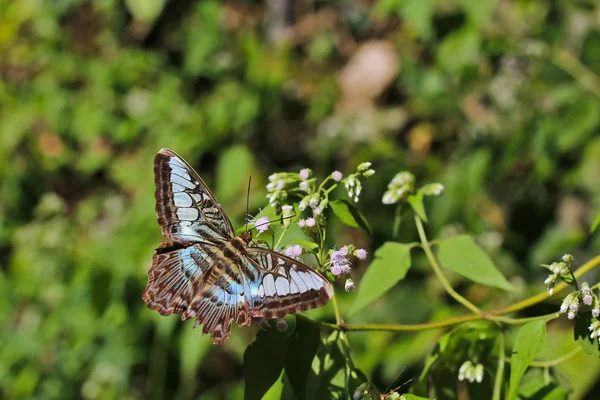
[169,157,187,169]
[277,258,285,265]
[173,192,193,207]
[190,193,202,203]
[290,280,300,294]
[263,274,276,297]
[277,267,286,277]
[177,207,200,221]
[275,277,290,295]
[258,285,265,298]
[171,183,185,192]
[300,272,316,290]
[290,269,308,293]
[171,173,196,189]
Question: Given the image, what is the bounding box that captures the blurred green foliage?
[2,0,600,398]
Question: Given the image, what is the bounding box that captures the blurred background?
[2,0,600,398]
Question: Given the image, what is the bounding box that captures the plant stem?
[529,346,582,368]
[296,313,339,331]
[488,312,560,325]
[492,330,505,400]
[298,255,600,334]
[496,254,600,315]
[552,47,600,98]
[414,215,481,314]
[332,291,343,325]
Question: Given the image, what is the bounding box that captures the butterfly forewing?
[144,148,333,345]
[154,148,234,244]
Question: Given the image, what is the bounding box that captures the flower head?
[332,171,343,181]
[298,219,306,228]
[584,295,593,306]
[284,245,303,258]
[345,278,355,292]
[299,181,309,191]
[355,249,367,260]
[254,216,270,234]
[299,169,310,180]
[331,265,343,276]
[305,217,316,227]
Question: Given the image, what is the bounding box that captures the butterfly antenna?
[246,176,252,232]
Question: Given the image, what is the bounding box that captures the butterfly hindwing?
[143,241,216,316]
[154,148,234,244]
[245,248,334,319]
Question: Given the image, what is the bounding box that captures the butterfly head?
[240,230,252,244]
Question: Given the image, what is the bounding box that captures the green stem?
[332,291,343,325]
[504,346,582,368]
[529,346,581,368]
[551,47,600,98]
[492,330,505,400]
[487,312,560,325]
[296,313,339,331]
[414,215,481,314]
[274,224,289,250]
[495,255,600,315]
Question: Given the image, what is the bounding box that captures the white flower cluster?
[343,162,375,203]
[382,171,445,205]
[458,361,484,383]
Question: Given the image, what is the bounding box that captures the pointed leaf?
[351,243,412,314]
[508,320,547,400]
[574,311,600,357]
[244,324,287,400]
[437,235,514,291]
[330,199,372,235]
[408,191,428,222]
[284,316,321,399]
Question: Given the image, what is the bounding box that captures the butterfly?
[143,148,333,344]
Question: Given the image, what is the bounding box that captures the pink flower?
[332,171,342,182]
[298,219,306,228]
[285,245,303,258]
[584,295,593,305]
[331,265,343,276]
[299,181,309,191]
[356,249,367,260]
[254,216,270,234]
[305,217,316,227]
[299,169,310,180]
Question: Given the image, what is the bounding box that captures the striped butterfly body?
[143,148,333,344]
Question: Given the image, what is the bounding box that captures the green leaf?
[351,242,412,314]
[460,0,496,28]
[306,332,348,399]
[284,316,321,400]
[294,239,320,252]
[398,0,434,39]
[330,199,372,235]
[574,311,600,357]
[437,26,481,72]
[408,191,428,222]
[400,395,430,400]
[244,324,287,400]
[437,235,514,291]
[179,327,212,386]
[216,144,254,205]
[508,320,547,400]
[124,0,165,24]
[591,212,600,234]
